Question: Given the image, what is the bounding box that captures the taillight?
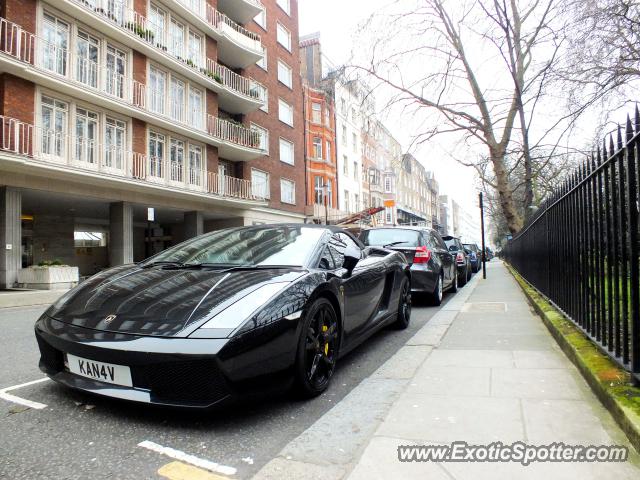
[456,252,465,264]
[414,246,432,264]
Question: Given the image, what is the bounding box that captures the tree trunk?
[491,151,524,234]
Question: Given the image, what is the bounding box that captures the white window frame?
[276,22,291,51]
[279,137,294,165]
[254,8,267,30]
[251,123,269,154]
[257,45,268,70]
[278,98,293,126]
[276,0,291,15]
[311,102,322,124]
[251,168,270,199]
[277,59,293,89]
[280,178,295,204]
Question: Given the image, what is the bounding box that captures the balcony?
[0,17,266,161]
[215,0,264,25]
[0,115,266,202]
[43,1,264,111]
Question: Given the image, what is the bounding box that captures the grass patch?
[506,263,640,453]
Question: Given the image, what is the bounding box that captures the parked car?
[463,243,481,273]
[360,226,458,306]
[442,235,472,284]
[35,224,412,407]
[484,247,494,262]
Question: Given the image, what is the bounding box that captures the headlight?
[199,282,290,330]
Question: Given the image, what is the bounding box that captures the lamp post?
[479,192,487,279]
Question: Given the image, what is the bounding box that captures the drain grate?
[461,302,508,312]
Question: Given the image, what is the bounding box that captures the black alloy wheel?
[294,298,339,397]
[391,277,412,329]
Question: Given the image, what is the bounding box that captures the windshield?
[362,229,420,247]
[141,226,325,267]
[444,239,458,250]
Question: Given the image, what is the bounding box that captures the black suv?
[442,235,472,285]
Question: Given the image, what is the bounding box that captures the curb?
[0,290,67,309]
[505,263,640,454]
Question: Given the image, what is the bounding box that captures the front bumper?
[35,315,300,408]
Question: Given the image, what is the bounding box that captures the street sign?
[384,200,395,208]
[147,207,155,222]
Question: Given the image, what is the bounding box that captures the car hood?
[45,265,305,338]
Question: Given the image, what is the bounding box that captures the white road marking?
[138,440,237,476]
[0,377,50,410]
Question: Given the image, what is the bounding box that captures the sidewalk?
[254,260,640,480]
[0,289,68,309]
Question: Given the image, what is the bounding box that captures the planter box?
[17,266,79,290]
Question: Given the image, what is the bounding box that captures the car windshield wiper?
[139,261,186,269]
[160,263,303,271]
[383,241,409,248]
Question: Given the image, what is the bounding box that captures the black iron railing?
[505,108,640,382]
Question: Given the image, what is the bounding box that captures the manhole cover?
[461,302,508,312]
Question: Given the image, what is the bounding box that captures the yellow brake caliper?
[322,325,329,355]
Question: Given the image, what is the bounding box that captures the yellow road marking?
[158,461,231,480]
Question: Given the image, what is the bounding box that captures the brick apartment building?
[302,84,337,223]
[0,0,305,288]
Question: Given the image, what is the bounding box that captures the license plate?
[67,354,133,387]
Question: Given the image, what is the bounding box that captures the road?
[0,292,459,479]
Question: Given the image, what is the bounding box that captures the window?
[189,86,203,129]
[170,138,185,182]
[251,169,270,198]
[76,31,99,88]
[148,4,166,46]
[254,83,268,112]
[254,8,266,29]
[326,140,331,161]
[341,125,347,145]
[75,107,98,164]
[312,137,322,159]
[257,45,268,70]
[188,31,202,68]
[105,117,125,169]
[106,45,126,99]
[42,13,69,76]
[169,19,185,58]
[148,131,165,177]
[354,193,359,210]
[74,231,107,248]
[170,77,185,121]
[106,0,126,24]
[41,96,67,157]
[352,132,357,152]
[276,0,291,15]
[327,179,333,207]
[276,22,291,50]
[189,144,203,186]
[353,161,358,180]
[340,98,346,115]
[311,102,322,123]
[325,107,331,127]
[314,176,324,205]
[251,123,269,153]
[385,208,392,224]
[343,156,348,175]
[385,176,392,193]
[149,66,166,114]
[351,108,357,122]
[278,98,293,126]
[277,60,292,88]
[344,191,350,213]
[279,137,294,165]
[280,178,295,204]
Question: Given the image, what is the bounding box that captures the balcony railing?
[62,1,261,102]
[0,115,265,201]
[206,5,261,51]
[0,17,264,152]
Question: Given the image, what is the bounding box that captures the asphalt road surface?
[0,289,461,479]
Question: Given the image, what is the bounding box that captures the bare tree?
[351,0,575,234]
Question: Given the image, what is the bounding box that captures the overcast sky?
[298,0,482,216]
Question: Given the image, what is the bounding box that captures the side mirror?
[448,245,457,252]
[342,245,361,274]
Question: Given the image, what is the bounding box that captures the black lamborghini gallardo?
[35,224,411,408]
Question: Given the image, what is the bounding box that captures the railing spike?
[602,138,608,160]
[596,146,602,166]
[636,104,640,131]
[617,124,623,149]
[626,114,634,141]
[609,133,615,154]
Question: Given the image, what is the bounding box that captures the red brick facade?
[303,85,337,209]
[243,0,306,215]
